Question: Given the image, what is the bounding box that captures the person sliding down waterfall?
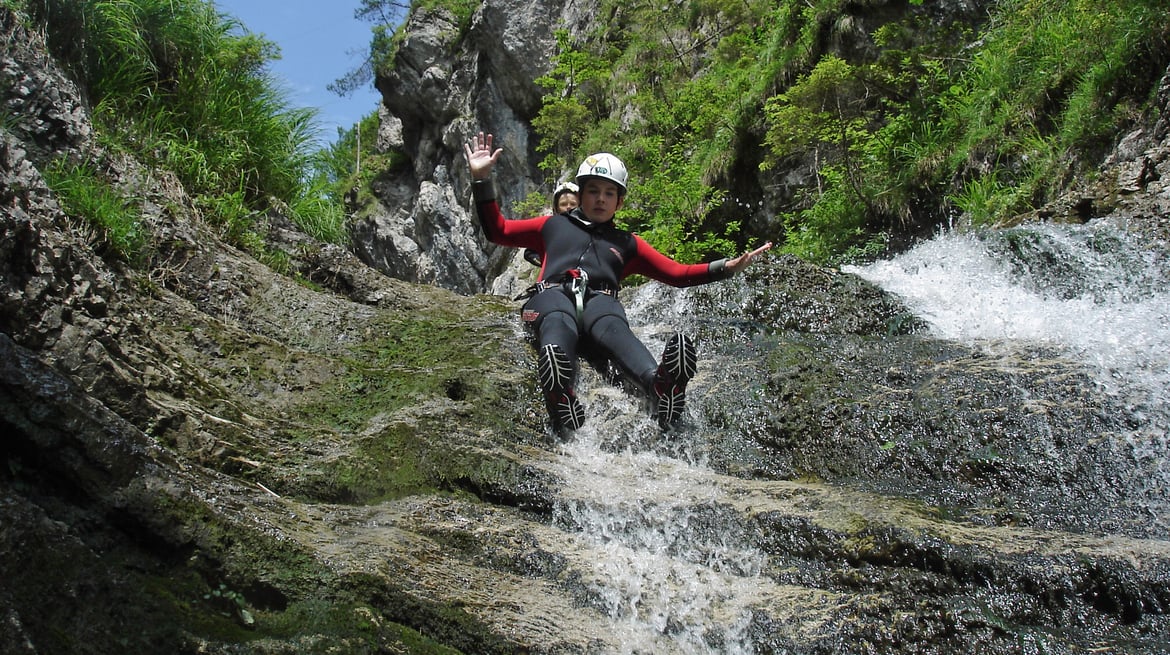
[464,132,772,434]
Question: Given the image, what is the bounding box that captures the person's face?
[579,180,624,223]
[556,192,579,213]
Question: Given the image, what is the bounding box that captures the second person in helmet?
[465,132,771,435]
[524,182,579,267]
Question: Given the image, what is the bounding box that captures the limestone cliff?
[349,0,591,295]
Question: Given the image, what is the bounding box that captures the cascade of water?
[539,221,1169,652]
[843,220,1170,486]
[551,425,764,653]
[543,286,768,654]
[842,222,1170,402]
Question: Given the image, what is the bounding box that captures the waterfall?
[843,222,1170,401]
[550,422,764,654]
[537,220,1170,652]
[539,286,770,654]
[843,220,1170,482]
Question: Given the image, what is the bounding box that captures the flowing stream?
[544,309,774,653]
[843,221,1170,481]
[537,220,1170,653]
[845,222,1170,400]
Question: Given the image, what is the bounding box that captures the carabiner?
[569,268,588,330]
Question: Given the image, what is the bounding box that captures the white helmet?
[576,153,628,195]
[552,180,580,201]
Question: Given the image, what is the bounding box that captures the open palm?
[464,132,502,180]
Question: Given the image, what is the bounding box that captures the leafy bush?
[510,191,553,220]
[532,29,616,179]
[619,141,738,263]
[780,166,885,265]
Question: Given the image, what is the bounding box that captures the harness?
[515,268,619,329]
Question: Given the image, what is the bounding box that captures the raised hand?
[726,241,773,274]
[464,132,503,180]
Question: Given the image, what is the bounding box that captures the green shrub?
[510,191,553,219]
[779,166,885,265]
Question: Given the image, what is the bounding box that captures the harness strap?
[513,269,619,304]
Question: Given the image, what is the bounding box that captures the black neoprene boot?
[652,332,697,430]
[537,343,585,432]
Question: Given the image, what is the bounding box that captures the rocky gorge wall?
[348,0,593,295]
[4,2,1170,654]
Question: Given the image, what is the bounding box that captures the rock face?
[350,0,579,294]
[4,3,1170,654]
[1069,64,1170,241]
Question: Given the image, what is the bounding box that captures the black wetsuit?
[472,180,730,392]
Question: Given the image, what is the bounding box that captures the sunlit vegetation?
[527,0,1170,264]
[42,159,146,263]
[21,0,349,262]
[17,0,1170,267]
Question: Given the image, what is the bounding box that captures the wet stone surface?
[4,3,1170,651]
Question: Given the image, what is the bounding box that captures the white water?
[844,221,1170,487]
[540,221,1170,652]
[844,223,1170,404]
[551,420,765,654]
[540,286,770,654]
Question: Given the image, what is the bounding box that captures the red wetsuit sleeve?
[476,199,548,251]
[624,235,718,287]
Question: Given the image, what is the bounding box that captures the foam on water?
[537,222,1170,651]
[843,224,1170,403]
[546,384,765,654]
[845,222,1170,492]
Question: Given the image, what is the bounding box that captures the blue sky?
[212,0,382,145]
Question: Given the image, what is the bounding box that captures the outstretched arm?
[725,241,773,274]
[464,132,502,180]
[628,238,775,287]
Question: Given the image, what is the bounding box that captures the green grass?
[24,0,350,259]
[43,159,146,263]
